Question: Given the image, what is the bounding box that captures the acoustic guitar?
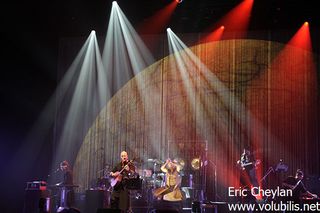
[110,159,134,187]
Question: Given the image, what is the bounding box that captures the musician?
[60,160,73,185]
[57,160,75,209]
[282,169,317,203]
[110,151,135,211]
[237,147,260,198]
[153,158,183,201]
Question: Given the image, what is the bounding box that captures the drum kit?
[95,164,113,191]
[94,158,187,204]
[138,158,185,189]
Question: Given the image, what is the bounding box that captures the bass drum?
[142,177,154,189]
[153,173,165,188]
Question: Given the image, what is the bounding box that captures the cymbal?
[50,184,79,188]
[132,158,144,164]
[173,158,185,169]
[97,169,105,173]
[104,163,111,168]
[147,158,163,164]
[191,158,201,170]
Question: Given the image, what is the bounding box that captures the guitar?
[110,159,134,187]
[237,159,261,170]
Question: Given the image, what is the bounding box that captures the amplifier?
[23,189,51,213]
[26,181,47,190]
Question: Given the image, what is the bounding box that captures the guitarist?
[237,146,260,199]
[110,151,135,211]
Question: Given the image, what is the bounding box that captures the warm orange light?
[289,22,312,50]
[222,0,253,36]
[203,0,253,39]
[200,25,225,43]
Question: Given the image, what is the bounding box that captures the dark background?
[1,0,320,212]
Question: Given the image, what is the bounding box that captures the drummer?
[153,158,183,201]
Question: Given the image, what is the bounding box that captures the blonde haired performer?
[153,158,183,201]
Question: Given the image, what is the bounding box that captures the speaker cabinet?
[59,208,81,213]
[150,209,179,213]
[85,190,110,213]
[23,189,51,213]
[96,208,121,213]
[209,202,228,213]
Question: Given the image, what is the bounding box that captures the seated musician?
[282,169,318,204]
[153,158,183,201]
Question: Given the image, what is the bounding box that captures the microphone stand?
[209,160,218,202]
[259,167,274,202]
[260,167,274,183]
[202,141,208,202]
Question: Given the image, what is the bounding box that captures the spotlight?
[175,0,183,3]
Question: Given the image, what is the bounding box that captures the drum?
[153,173,165,188]
[136,169,153,178]
[97,177,111,190]
[142,177,154,188]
